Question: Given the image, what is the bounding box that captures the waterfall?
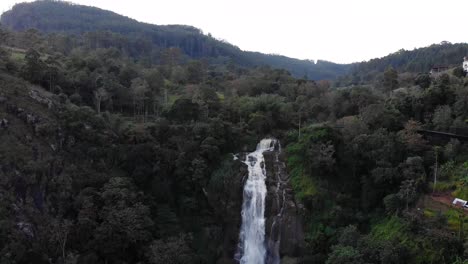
[235,138,276,264]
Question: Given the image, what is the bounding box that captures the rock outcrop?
[264,142,305,262]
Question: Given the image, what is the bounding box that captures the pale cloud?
[1,0,467,63]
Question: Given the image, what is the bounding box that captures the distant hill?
[0,0,351,80]
[351,42,468,75]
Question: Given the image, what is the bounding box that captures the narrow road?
[427,193,468,214]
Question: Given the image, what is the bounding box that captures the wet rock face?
[263,145,305,261]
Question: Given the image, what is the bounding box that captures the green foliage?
[348,42,468,82]
[383,66,399,91]
[383,194,402,214]
[444,209,467,231]
[430,181,456,192]
[10,50,25,62]
[1,5,468,262]
[370,216,408,242]
[208,158,236,192]
[423,208,437,218]
[453,186,468,202]
[453,67,466,78]
[286,127,335,202]
[290,164,318,202]
[365,216,462,263]
[168,99,199,121]
[415,73,431,89]
[326,245,363,264]
[452,257,468,264]
[20,48,44,83]
[147,234,196,264]
[0,1,351,80]
[433,105,453,131]
[434,161,468,199]
[337,225,360,248]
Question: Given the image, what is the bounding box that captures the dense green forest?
[339,42,468,86]
[0,0,351,80]
[1,1,468,264]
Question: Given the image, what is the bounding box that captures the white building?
[453,198,468,207]
[463,57,468,72]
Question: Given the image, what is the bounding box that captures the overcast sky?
[1,0,467,63]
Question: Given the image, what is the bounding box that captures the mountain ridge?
[0,0,352,80]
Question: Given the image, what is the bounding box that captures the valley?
[0,1,468,264]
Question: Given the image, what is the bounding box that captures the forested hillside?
[356,42,468,73]
[0,0,351,80]
[1,1,468,264]
[339,42,468,85]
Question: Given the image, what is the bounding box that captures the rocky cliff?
[264,142,305,263]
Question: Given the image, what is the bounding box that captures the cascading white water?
[235,139,276,264]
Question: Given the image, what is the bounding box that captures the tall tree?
[21,48,44,84]
[130,77,150,120]
[398,179,416,211]
[44,56,60,92]
[93,87,109,114]
[383,66,399,91]
[144,69,164,115]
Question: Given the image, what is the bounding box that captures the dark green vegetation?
[339,41,468,86]
[0,0,351,80]
[1,1,468,264]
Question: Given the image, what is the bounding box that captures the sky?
[1,0,467,64]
